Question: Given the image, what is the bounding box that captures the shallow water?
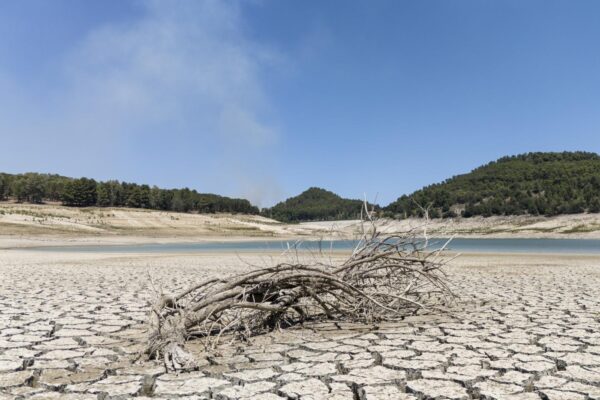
[27,237,600,254]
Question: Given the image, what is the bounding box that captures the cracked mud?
[1,251,599,399]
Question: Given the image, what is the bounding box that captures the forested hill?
[262,187,368,222]
[385,152,600,218]
[0,173,259,214]
[3,151,600,221]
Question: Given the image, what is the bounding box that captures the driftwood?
[146,209,456,371]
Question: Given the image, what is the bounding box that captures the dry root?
[146,211,456,371]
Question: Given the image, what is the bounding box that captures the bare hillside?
[2,203,600,249]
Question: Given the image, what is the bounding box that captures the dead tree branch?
[145,208,456,371]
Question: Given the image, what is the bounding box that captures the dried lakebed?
[1,251,600,399]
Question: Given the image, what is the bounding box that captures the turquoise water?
[26,238,600,254]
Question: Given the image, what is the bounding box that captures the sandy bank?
[2,203,600,249]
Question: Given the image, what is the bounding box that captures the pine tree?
[62,178,97,206]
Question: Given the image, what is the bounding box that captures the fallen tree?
[145,210,456,371]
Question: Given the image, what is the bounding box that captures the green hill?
[385,151,600,218]
[4,151,600,222]
[262,187,368,222]
[0,172,259,214]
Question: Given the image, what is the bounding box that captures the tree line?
[3,152,600,220]
[384,151,600,218]
[0,172,259,214]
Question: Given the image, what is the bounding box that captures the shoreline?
[2,203,600,250]
[3,231,600,252]
[5,244,600,259]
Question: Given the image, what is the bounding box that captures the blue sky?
[1,1,599,207]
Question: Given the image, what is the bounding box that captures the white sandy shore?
[2,203,600,249]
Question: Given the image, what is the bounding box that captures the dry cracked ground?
[1,250,600,399]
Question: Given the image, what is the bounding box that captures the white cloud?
[0,0,281,205]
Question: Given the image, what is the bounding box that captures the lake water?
[27,238,600,254]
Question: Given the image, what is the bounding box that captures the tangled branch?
[146,206,456,371]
